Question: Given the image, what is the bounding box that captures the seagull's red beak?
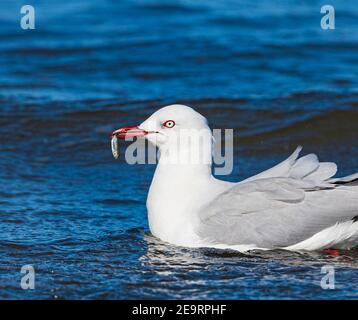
[111,125,154,139]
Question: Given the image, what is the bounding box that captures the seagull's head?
[112,104,211,149]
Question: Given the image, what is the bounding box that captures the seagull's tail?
[285,171,358,251]
[285,218,358,251]
[329,172,358,186]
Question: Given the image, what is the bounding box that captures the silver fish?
[111,135,120,159]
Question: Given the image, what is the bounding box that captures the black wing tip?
[352,216,358,223]
[334,177,358,186]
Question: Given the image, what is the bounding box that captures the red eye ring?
[163,120,176,128]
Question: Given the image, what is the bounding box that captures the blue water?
[0,0,357,299]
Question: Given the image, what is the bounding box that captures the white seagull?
[112,105,358,252]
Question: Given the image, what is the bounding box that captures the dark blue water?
[0,0,357,299]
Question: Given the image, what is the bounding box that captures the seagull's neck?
[153,129,214,180]
[150,140,214,201]
[146,136,228,245]
[157,148,213,176]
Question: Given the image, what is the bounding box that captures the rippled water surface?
[0,0,357,299]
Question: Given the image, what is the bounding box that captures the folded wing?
[197,148,358,248]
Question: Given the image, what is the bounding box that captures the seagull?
[112,104,358,252]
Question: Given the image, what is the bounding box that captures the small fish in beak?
[111,135,120,159]
[110,125,139,159]
[110,125,158,159]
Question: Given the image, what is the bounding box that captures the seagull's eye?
[163,120,176,128]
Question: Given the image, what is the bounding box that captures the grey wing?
[197,148,358,248]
